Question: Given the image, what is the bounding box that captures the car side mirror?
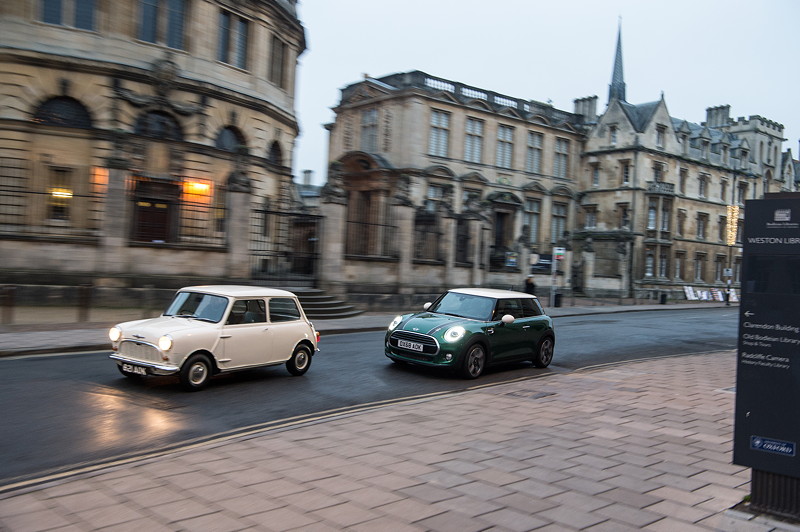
[423,302,432,310]
[501,314,515,325]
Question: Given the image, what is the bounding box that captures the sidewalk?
[0,301,734,357]
[0,349,776,531]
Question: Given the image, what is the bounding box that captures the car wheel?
[286,345,312,376]
[180,353,212,391]
[117,364,144,380]
[459,343,486,379]
[533,336,554,368]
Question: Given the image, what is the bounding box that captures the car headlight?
[388,315,403,331]
[158,335,173,351]
[443,326,466,342]
[109,326,122,342]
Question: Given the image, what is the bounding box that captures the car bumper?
[110,353,180,376]
[384,347,458,368]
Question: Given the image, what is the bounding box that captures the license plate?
[398,339,424,352]
[122,363,147,376]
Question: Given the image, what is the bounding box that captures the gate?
[250,208,321,285]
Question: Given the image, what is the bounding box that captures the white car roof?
[448,287,537,299]
[179,285,298,298]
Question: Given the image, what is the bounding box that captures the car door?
[219,298,271,368]
[266,297,307,362]
[486,298,529,362]
[521,297,550,352]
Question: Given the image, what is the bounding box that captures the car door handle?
[220,334,232,339]
[523,325,531,329]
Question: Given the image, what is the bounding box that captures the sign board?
[724,268,733,277]
[553,247,566,261]
[504,252,518,268]
[733,197,800,477]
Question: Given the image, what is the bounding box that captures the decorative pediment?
[459,171,489,184]
[529,115,551,126]
[522,181,547,193]
[465,98,493,111]
[486,191,522,205]
[423,165,455,179]
[550,185,576,198]
[498,106,523,120]
[432,91,461,105]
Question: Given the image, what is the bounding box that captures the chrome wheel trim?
[539,338,554,365]
[189,362,207,385]
[294,349,309,370]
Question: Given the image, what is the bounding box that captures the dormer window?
[656,125,666,148]
[739,149,749,170]
[609,126,617,146]
[701,140,710,160]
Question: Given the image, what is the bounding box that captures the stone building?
[318,70,591,307]
[0,0,313,290]
[576,29,796,299]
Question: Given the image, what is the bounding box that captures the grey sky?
[293,0,799,185]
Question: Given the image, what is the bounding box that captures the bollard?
[1,285,15,325]
[77,284,92,323]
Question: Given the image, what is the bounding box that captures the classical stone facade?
[319,70,590,306]
[0,0,311,288]
[319,34,798,305]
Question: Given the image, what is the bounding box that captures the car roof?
[179,285,298,298]
[448,287,537,299]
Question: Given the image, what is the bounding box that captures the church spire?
[608,22,626,103]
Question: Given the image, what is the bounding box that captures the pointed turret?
[608,23,626,103]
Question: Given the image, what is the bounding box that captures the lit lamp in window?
[184,180,212,204]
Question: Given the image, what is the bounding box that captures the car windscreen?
[164,292,229,323]
[429,292,495,321]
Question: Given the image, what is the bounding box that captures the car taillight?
[316,331,320,343]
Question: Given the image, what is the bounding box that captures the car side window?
[493,299,524,320]
[521,298,542,317]
[227,299,266,324]
[269,298,301,322]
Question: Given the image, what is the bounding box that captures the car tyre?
[180,353,213,391]
[286,345,312,376]
[532,336,554,368]
[459,343,486,379]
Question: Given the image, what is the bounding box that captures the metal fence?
[250,208,321,282]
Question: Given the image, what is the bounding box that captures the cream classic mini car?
[109,286,319,391]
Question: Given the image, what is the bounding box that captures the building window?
[697,213,708,240]
[701,140,710,160]
[47,167,73,221]
[215,126,246,152]
[551,202,567,244]
[679,168,687,194]
[653,162,664,181]
[609,125,617,145]
[360,108,378,152]
[134,110,182,140]
[455,218,472,264]
[425,184,444,213]
[523,199,540,245]
[715,256,725,282]
[677,210,686,237]
[722,145,730,165]
[591,165,600,187]
[698,174,708,198]
[496,125,514,169]
[584,206,597,229]
[41,0,96,30]
[656,125,666,148]
[621,161,630,186]
[269,35,288,89]
[674,252,684,280]
[464,118,483,163]
[647,198,657,230]
[739,149,749,170]
[32,96,93,129]
[645,251,655,277]
[428,110,450,157]
[526,132,543,173]
[694,253,706,282]
[554,138,569,178]
[659,248,669,278]
[721,180,728,202]
[718,216,726,242]
[138,0,185,50]
[218,9,249,69]
[737,183,747,205]
[617,203,630,229]
[660,200,671,232]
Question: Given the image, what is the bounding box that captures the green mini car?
[385,287,555,379]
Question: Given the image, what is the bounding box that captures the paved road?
[0,307,738,486]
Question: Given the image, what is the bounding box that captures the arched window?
[134,110,183,140]
[32,97,92,129]
[215,126,246,152]
[267,141,283,166]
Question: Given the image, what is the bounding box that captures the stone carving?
[321,163,347,204]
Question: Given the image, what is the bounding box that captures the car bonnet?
[397,312,476,336]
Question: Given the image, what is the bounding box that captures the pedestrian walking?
[524,275,536,295]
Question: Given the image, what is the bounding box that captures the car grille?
[119,340,161,363]
[389,330,439,356]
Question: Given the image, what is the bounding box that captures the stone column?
[225,188,252,281]
[99,154,132,281]
[442,214,456,287]
[318,199,347,296]
[394,203,414,294]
